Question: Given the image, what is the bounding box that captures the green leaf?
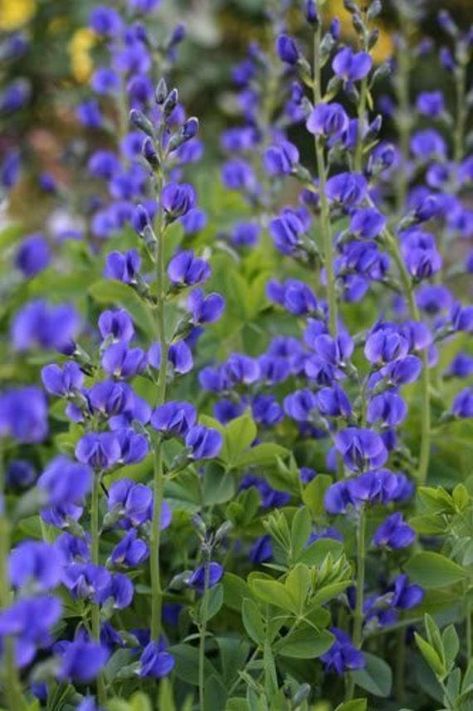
[405,552,467,588]
[290,508,312,562]
[170,643,218,686]
[275,627,334,659]
[242,598,266,645]
[235,443,289,469]
[297,538,344,566]
[442,624,459,669]
[335,700,367,711]
[248,576,297,614]
[223,573,252,612]
[201,584,224,623]
[285,564,311,614]
[415,633,445,677]
[221,413,257,465]
[302,474,332,517]
[202,464,235,505]
[351,652,392,697]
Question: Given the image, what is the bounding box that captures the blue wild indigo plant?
[0,0,473,709]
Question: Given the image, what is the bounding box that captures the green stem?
[150,170,169,642]
[198,560,211,711]
[454,62,467,164]
[90,472,107,706]
[312,28,337,336]
[383,227,431,483]
[394,628,406,702]
[394,27,412,217]
[354,76,368,173]
[465,593,472,663]
[345,507,366,702]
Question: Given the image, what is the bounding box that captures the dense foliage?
[1,0,473,709]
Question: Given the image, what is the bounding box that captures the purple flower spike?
[185,425,223,460]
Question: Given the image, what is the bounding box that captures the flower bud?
[129,109,154,137]
[155,78,168,104]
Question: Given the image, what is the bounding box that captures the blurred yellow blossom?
[68,28,96,83]
[328,0,393,62]
[0,0,36,31]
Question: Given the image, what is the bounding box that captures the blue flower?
[263,140,299,177]
[139,639,175,678]
[38,456,92,507]
[367,391,407,427]
[321,628,365,674]
[9,541,64,591]
[187,562,223,592]
[42,362,84,398]
[161,182,196,219]
[101,342,146,379]
[349,208,386,239]
[389,574,424,609]
[110,530,149,567]
[167,250,211,286]
[104,249,141,284]
[306,103,349,138]
[269,208,306,255]
[373,512,415,549]
[15,234,51,278]
[452,387,473,418]
[151,401,197,437]
[76,433,121,470]
[57,641,109,683]
[11,300,79,353]
[326,173,367,206]
[185,425,223,460]
[334,428,387,472]
[108,479,153,528]
[276,34,300,65]
[332,48,372,82]
[0,387,48,443]
[188,289,225,325]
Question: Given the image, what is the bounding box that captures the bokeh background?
[2,0,473,231]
